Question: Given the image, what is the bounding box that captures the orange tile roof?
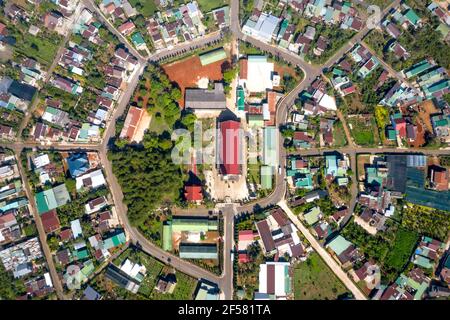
[239,59,248,80]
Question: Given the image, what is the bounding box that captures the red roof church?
[218,119,241,176]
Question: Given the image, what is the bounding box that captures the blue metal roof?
[67,153,89,177]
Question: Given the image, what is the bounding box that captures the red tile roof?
[238,253,250,263]
[238,230,254,242]
[59,228,72,241]
[394,118,407,138]
[266,91,277,126]
[41,210,61,233]
[432,167,448,191]
[219,120,241,175]
[118,21,136,35]
[239,59,248,80]
[120,106,143,140]
[184,185,203,201]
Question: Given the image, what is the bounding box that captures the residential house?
[185,83,226,110]
[257,262,291,300]
[118,21,136,36]
[242,12,280,43]
[255,209,304,258]
[326,235,363,268]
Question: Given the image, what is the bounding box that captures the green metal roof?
[172,217,218,233]
[260,165,273,189]
[162,222,172,251]
[404,9,420,25]
[413,255,433,269]
[179,244,218,259]
[248,114,264,127]
[304,206,321,226]
[404,60,432,78]
[327,235,352,256]
[295,173,313,189]
[237,87,245,110]
[199,48,227,66]
[131,32,145,45]
[35,189,57,214]
[103,232,126,250]
[74,249,89,260]
[387,128,396,140]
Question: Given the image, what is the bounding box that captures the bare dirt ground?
[162,55,228,107]
[132,111,151,143]
[417,100,439,133]
[409,121,426,148]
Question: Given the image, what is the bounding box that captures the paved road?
[17,4,85,137]
[82,0,147,62]
[4,0,419,300]
[360,39,418,91]
[95,60,232,291]
[149,31,224,62]
[321,0,402,70]
[278,200,367,300]
[15,151,67,300]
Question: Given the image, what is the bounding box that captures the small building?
[179,243,218,260]
[40,210,60,234]
[32,154,50,169]
[185,83,226,110]
[429,165,448,191]
[155,273,177,294]
[303,206,322,226]
[118,21,136,36]
[82,286,102,300]
[199,48,227,66]
[257,262,291,300]
[66,153,89,177]
[70,219,83,239]
[194,281,220,300]
[130,32,146,49]
[242,13,280,43]
[35,184,71,214]
[75,169,106,191]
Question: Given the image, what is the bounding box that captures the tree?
[180,112,197,131]
[444,93,450,105]
[133,15,146,28]
[65,178,76,196]
[170,88,182,101]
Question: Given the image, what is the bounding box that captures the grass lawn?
[348,116,380,146]
[401,204,450,242]
[239,41,265,55]
[151,271,197,300]
[293,253,349,300]
[247,161,261,185]
[384,228,418,274]
[374,105,390,143]
[128,0,158,17]
[148,110,170,134]
[196,0,228,12]
[333,120,348,147]
[113,248,165,297]
[138,254,164,296]
[8,24,61,67]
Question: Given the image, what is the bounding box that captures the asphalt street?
[3,0,438,300]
